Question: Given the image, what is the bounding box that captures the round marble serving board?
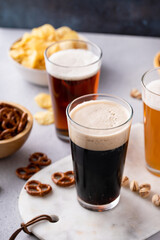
[19,123,160,240]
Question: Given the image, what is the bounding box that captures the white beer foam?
[45,49,100,81]
[68,100,131,151]
[143,79,160,111]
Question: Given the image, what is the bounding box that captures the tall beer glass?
[45,40,102,140]
[142,67,160,176]
[66,94,133,211]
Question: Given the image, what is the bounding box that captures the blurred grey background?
[0,0,160,37]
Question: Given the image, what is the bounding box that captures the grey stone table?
[0,28,160,240]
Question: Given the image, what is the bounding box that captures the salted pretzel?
[51,171,75,187]
[16,164,40,180]
[25,180,52,196]
[29,152,51,166]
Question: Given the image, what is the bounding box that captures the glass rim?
[66,93,133,131]
[44,39,102,68]
[141,67,160,97]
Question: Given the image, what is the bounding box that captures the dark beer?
[67,95,133,211]
[71,140,128,205]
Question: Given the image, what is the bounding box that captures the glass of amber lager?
[142,67,160,176]
[66,93,133,211]
[45,40,102,140]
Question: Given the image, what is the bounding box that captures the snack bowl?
[0,101,33,159]
[9,32,87,87]
[9,51,48,86]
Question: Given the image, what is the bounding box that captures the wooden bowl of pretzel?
[0,101,33,158]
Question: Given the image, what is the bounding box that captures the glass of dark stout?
[66,93,133,211]
[44,40,102,140]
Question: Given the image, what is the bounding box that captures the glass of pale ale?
[66,93,133,211]
[44,40,102,140]
[142,67,160,176]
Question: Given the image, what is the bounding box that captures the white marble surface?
[18,124,160,240]
[0,28,160,240]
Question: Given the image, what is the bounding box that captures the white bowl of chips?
[9,24,84,86]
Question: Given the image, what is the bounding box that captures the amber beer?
[47,70,100,138]
[45,40,102,140]
[142,70,160,176]
[67,94,133,211]
[143,102,160,172]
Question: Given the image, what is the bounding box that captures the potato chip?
[34,93,52,109]
[9,48,26,61]
[11,33,31,49]
[55,26,72,40]
[21,50,38,68]
[34,111,54,125]
[9,24,81,70]
[32,24,56,41]
[60,30,79,41]
[47,44,61,56]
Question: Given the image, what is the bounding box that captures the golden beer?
[142,68,160,176]
[143,102,160,173]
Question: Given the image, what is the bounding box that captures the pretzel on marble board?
[16,164,40,180]
[25,180,52,196]
[51,171,75,187]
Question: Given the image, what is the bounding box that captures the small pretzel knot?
[17,112,28,133]
[1,118,17,130]
[29,152,51,166]
[0,108,18,132]
[52,171,75,187]
[25,180,52,196]
[0,107,12,121]
[0,128,15,139]
[16,164,40,180]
